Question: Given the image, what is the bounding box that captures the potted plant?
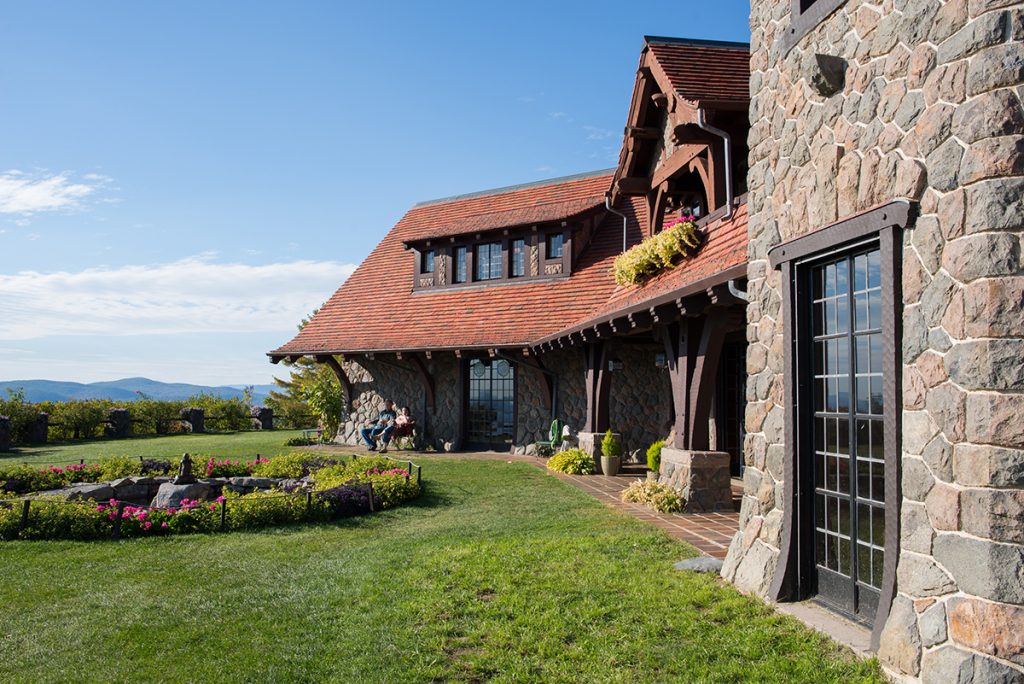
[600,429,622,477]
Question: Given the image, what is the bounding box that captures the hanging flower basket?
[612,217,702,286]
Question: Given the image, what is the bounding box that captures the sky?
[0,1,750,386]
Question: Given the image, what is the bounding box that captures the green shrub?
[621,479,684,513]
[601,430,622,458]
[613,218,701,286]
[304,375,342,439]
[546,449,595,475]
[312,456,419,509]
[13,498,111,540]
[225,490,329,530]
[252,452,342,479]
[0,389,40,444]
[646,440,665,473]
[284,436,317,447]
[186,394,252,432]
[132,399,185,434]
[49,400,110,440]
[97,456,142,480]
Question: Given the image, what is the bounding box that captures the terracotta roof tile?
[270,173,749,358]
[645,37,750,104]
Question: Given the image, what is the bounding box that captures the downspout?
[605,196,629,253]
[728,279,748,301]
[696,108,734,219]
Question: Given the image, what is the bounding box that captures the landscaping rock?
[151,482,214,508]
[673,557,724,573]
[65,483,115,502]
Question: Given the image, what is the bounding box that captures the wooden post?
[407,461,413,484]
[19,499,30,533]
[220,500,227,531]
[367,482,374,512]
[112,501,125,539]
[417,465,422,486]
[305,491,313,519]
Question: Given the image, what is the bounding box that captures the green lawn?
[0,435,882,682]
[1,429,308,467]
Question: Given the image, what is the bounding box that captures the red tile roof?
[271,170,748,358]
[645,37,750,104]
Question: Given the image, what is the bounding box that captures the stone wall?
[336,355,460,451]
[727,0,1024,680]
[608,342,673,457]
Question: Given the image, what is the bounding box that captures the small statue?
[174,453,197,484]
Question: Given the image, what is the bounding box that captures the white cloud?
[0,170,107,215]
[0,255,357,340]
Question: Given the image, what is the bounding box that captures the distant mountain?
[0,377,272,404]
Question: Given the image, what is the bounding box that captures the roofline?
[412,168,616,208]
[642,35,750,50]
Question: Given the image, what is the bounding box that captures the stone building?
[720,0,1024,680]
[270,39,752,479]
[270,17,1023,681]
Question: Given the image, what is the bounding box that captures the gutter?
[605,196,629,253]
[696,108,734,219]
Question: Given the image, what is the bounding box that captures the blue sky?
[0,1,750,385]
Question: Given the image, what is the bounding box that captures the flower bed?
[0,453,422,541]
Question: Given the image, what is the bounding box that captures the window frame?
[475,241,503,281]
[453,245,467,284]
[767,200,912,649]
[510,238,526,278]
[781,0,847,55]
[420,249,435,274]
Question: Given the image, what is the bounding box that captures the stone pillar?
[0,415,10,452]
[251,406,273,430]
[106,408,132,438]
[658,447,732,512]
[29,412,48,444]
[577,431,623,473]
[180,407,205,434]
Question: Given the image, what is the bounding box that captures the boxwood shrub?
[546,449,595,475]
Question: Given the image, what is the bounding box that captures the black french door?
[465,358,515,449]
[806,247,886,620]
[717,337,747,476]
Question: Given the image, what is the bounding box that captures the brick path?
[535,461,741,559]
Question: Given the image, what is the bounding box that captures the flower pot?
[600,455,621,477]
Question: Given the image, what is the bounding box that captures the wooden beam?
[626,125,660,140]
[651,92,668,108]
[315,354,352,414]
[407,353,436,411]
[688,311,729,450]
[584,342,610,433]
[651,143,707,189]
[616,176,650,196]
[659,323,690,450]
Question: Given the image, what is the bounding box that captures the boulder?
[65,483,115,502]
[674,557,724,573]
[151,482,214,509]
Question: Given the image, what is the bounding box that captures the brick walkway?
[536,461,742,559]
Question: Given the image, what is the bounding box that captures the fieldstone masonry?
[105,408,132,438]
[28,412,48,444]
[725,0,1024,680]
[179,407,205,434]
[658,448,733,512]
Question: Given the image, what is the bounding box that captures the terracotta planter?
[600,455,621,477]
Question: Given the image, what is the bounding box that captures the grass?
[0,435,883,682]
[0,429,308,467]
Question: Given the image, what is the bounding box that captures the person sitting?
[360,399,397,453]
[393,407,415,436]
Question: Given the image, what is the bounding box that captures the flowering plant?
[203,456,269,478]
[613,216,701,286]
[621,479,684,513]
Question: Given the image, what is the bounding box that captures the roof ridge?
[643,35,750,50]
[413,168,615,208]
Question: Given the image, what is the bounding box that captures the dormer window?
[476,242,502,281]
[511,239,526,277]
[454,246,467,283]
[546,233,564,258]
[421,249,435,274]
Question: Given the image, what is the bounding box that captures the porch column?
[688,309,730,451]
[660,319,701,449]
[578,341,611,458]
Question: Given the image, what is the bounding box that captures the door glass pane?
[809,247,886,613]
[466,359,515,447]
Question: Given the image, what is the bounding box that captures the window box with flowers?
[613,216,701,286]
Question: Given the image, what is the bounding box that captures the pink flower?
[96,505,106,511]
[209,504,217,511]
[144,521,152,529]
[161,522,168,529]
[216,496,226,503]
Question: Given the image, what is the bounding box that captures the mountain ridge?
[0,378,274,404]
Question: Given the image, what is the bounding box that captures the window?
[783,0,847,53]
[453,246,467,283]
[546,233,564,259]
[420,249,435,274]
[511,239,525,277]
[476,242,502,281]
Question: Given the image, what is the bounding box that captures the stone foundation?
[658,448,732,512]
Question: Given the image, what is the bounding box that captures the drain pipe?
[605,195,629,253]
[696,108,734,219]
[728,279,748,301]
